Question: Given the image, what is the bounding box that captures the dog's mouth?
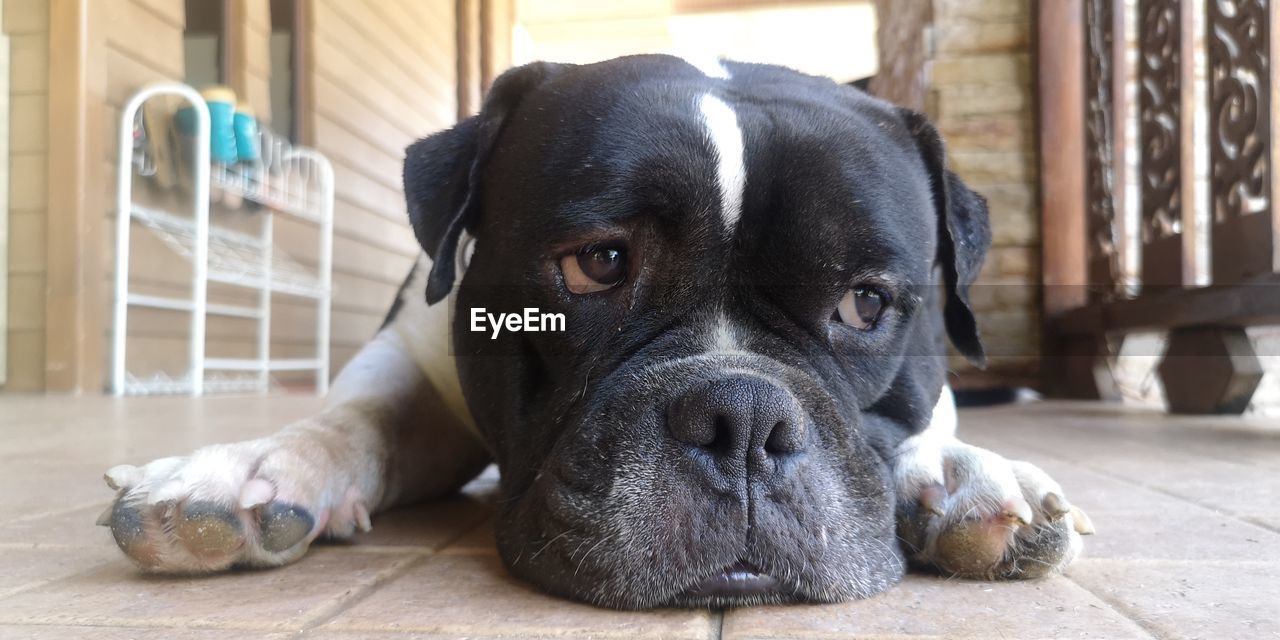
[679,560,781,601]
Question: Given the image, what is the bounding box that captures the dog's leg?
[101,258,490,573]
[893,387,1094,579]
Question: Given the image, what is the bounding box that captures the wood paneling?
[3,1,50,391]
[8,0,463,391]
[102,0,184,78]
[304,0,460,332]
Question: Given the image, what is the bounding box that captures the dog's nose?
[667,376,807,474]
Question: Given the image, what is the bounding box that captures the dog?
[100,55,1092,609]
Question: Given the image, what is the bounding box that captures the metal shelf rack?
[112,82,334,396]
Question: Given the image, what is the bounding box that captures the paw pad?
[257,502,314,553]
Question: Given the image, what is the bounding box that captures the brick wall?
[874,0,1039,389]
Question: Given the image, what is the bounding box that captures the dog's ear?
[404,61,568,304]
[898,108,992,367]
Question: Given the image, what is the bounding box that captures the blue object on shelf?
[175,86,238,164]
[234,104,260,163]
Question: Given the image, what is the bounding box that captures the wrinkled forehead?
[486,56,934,254]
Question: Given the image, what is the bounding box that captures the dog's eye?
[561,246,627,294]
[834,286,887,329]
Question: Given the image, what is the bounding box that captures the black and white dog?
[102,56,1092,609]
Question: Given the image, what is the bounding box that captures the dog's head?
[403,55,990,608]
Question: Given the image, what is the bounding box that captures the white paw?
[99,431,373,573]
[894,440,1094,580]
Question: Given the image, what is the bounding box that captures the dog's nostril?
[708,415,731,450]
[764,421,789,454]
[765,418,805,454]
[764,421,785,453]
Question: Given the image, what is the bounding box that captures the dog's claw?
[1001,496,1033,526]
[1041,492,1071,519]
[919,483,947,517]
[1071,505,1096,535]
[355,501,373,532]
[104,464,142,490]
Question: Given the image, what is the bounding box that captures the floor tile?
[721,574,1149,639]
[1083,507,1280,562]
[351,494,492,552]
[0,625,293,639]
[0,504,115,547]
[1240,512,1280,533]
[2,396,1277,638]
[1067,559,1280,640]
[439,518,497,554]
[305,633,573,640]
[0,547,415,631]
[0,460,123,521]
[0,546,118,598]
[323,553,714,638]
[964,415,1280,517]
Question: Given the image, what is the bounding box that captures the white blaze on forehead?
[712,313,740,352]
[697,93,746,231]
[681,55,731,79]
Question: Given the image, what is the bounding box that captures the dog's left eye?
[834,286,887,329]
[561,246,627,294]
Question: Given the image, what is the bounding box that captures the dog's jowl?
[100,55,1091,609]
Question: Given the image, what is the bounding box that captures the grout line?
[1061,573,1163,640]
[0,557,119,602]
[709,608,725,640]
[0,615,306,632]
[1072,557,1280,568]
[298,514,494,631]
[1239,515,1280,535]
[296,551,434,631]
[990,432,1280,536]
[429,509,497,554]
[0,500,106,527]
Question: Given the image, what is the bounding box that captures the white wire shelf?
[112,82,334,397]
[123,371,264,396]
[134,128,329,224]
[130,205,328,299]
[127,293,264,319]
[206,357,324,371]
[211,162,325,223]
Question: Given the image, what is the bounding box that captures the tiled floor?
[0,395,1277,639]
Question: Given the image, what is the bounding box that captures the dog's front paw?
[99,430,373,573]
[895,441,1094,580]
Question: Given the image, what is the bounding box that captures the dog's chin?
[499,535,905,610]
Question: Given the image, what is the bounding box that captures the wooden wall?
[303,0,457,376]
[3,0,470,392]
[3,0,50,391]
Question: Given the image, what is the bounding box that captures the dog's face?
[404,56,990,608]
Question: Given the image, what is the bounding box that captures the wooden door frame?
[0,0,8,386]
[1036,0,1088,317]
[45,0,107,393]
[457,0,513,119]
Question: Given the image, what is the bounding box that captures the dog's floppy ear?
[404,61,568,304]
[898,108,992,367]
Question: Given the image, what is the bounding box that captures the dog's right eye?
[561,246,627,294]
[834,286,888,329]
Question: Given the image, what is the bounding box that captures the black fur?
[897,109,992,366]
[400,55,990,609]
[404,62,568,304]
